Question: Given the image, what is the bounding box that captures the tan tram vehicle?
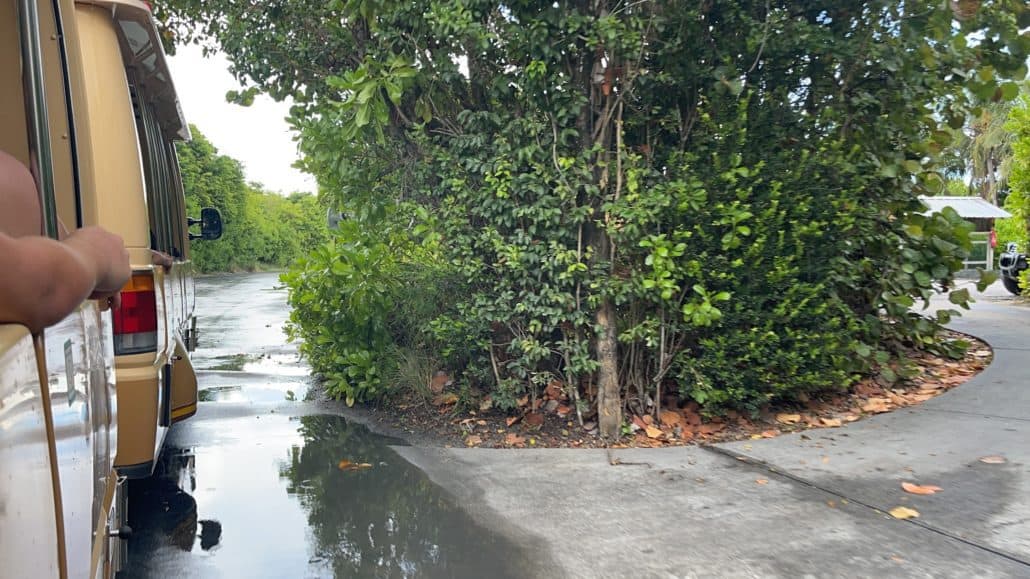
[1,0,219,576]
[71,0,221,480]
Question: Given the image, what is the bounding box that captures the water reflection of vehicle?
[1,1,218,576]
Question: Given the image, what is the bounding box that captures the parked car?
[999,242,1028,295]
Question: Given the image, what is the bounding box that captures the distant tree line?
[177,125,327,272]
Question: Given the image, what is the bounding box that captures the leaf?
[820,417,843,427]
[338,460,373,471]
[504,433,525,446]
[644,425,663,439]
[948,288,971,306]
[901,482,942,495]
[979,455,1006,464]
[755,478,769,485]
[544,380,563,399]
[697,422,725,435]
[524,412,544,427]
[465,435,482,447]
[889,506,920,520]
[505,416,522,427]
[861,398,893,414]
[659,410,685,428]
[479,396,494,412]
[775,413,801,425]
[432,393,459,406]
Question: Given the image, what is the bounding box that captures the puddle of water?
[242,353,310,377]
[198,383,306,403]
[200,353,262,372]
[124,415,528,578]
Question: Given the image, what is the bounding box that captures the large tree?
[159,1,1027,437]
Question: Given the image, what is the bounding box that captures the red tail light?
[112,272,158,355]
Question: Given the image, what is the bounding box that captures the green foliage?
[282,215,455,403]
[1002,95,1030,291]
[161,1,1029,419]
[177,125,327,272]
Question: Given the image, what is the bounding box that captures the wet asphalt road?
[122,273,529,579]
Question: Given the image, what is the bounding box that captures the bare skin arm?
[0,227,130,333]
[1,150,130,332]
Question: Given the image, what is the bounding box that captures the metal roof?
[918,196,1011,219]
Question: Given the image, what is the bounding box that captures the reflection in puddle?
[125,415,527,578]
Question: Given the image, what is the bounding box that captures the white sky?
[167,44,317,194]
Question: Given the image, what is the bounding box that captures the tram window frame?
[128,75,175,255]
[3,0,80,241]
[164,142,188,259]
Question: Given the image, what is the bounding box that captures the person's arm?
[0,226,130,333]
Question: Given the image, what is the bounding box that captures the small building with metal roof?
[918,196,1012,271]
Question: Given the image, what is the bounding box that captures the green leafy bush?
[163,0,1029,431]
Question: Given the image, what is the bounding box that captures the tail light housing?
[112,272,158,355]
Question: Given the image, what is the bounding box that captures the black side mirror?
[189,207,223,241]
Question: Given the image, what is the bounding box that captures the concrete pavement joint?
[917,407,1030,423]
[702,444,1030,569]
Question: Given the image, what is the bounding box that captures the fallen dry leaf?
[556,404,572,417]
[430,371,450,394]
[820,417,843,428]
[524,412,544,427]
[660,410,685,428]
[854,382,884,397]
[504,433,525,446]
[644,425,663,439]
[681,407,702,427]
[432,393,459,406]
[338,460,373,471]
[776,413,802,425]
[901,482,943,495]
[479,396,493,412]
[544,380,563,400]
[505,415,522,427]
[972,349,992,358]
[889,506,920,520]
[760,429,779,438]
[979,455,1007,464]
[632,415,648,430]
[755,478,769,485]
[861,398,893,414]
[698,423,725,435]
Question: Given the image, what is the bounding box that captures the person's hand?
[64,226,130,298]
[151,249,174,272]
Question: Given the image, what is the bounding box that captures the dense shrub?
[161,1,1028,434]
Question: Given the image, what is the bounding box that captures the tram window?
[129,79,177,255]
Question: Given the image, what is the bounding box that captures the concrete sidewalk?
[395,283,1030,578]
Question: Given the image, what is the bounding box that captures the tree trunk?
[595,294,622,439]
